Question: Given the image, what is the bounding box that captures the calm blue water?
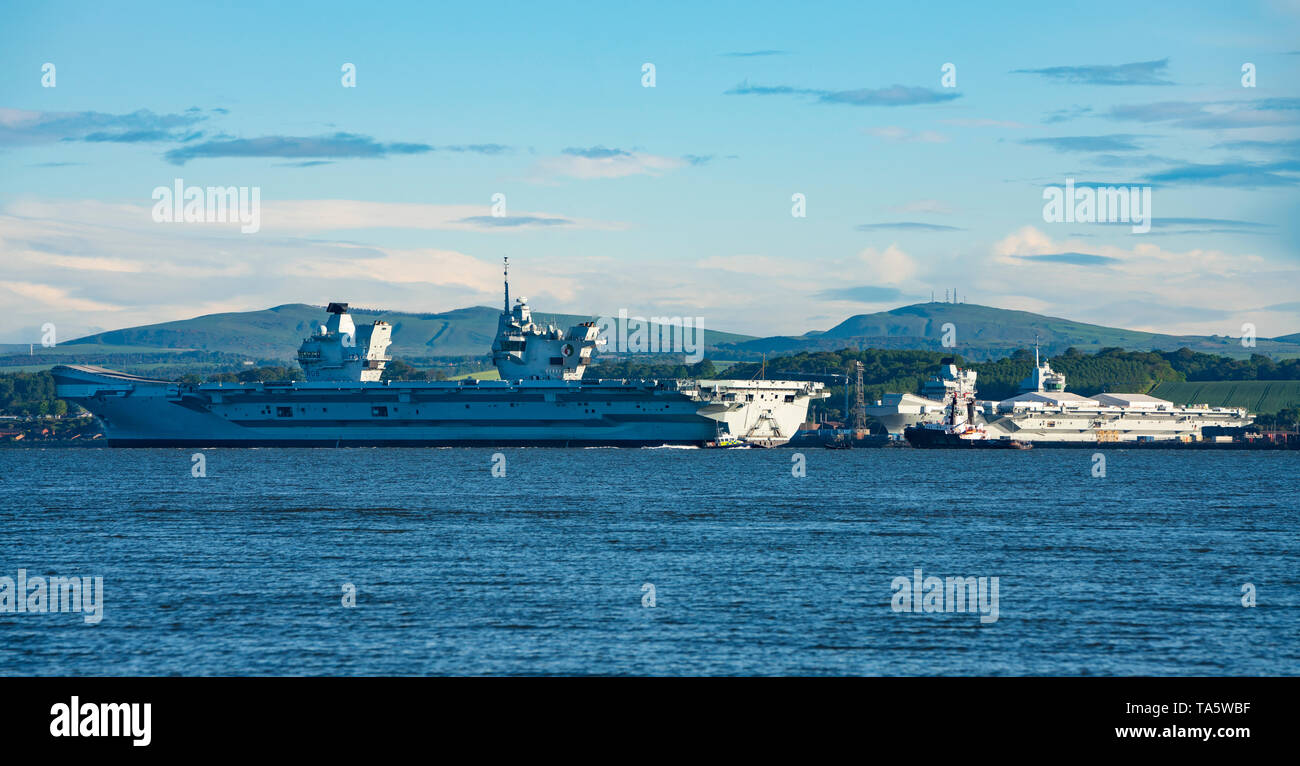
[1,447,1296,676]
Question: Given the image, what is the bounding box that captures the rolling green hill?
[22,300,1300,368]
[61,304,755,360]
[715,302,1300,361]
[1148,381,1300,413]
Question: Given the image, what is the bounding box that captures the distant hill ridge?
[63,303,754,359]
[714,302,1300,361]
[57,300,1300,362]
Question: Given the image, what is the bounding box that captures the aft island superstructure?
[53,266,825,447]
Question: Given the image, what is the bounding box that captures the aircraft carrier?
[53,264,825,447]
[978,352,1253,445]
[898,349,1253,447]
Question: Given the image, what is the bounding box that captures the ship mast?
[853,360,867,432]
[503,256,510,314]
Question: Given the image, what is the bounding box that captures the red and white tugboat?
[904,366,1030,450]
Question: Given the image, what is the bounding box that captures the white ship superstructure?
[875,346,1252,444]
[53,262,825,447]
[491,258,600,382]
[981,351,1251,444]
[902,364,1003,447]
[865,361,977,434]
[296,302,392,382]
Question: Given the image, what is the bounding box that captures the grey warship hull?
[53,365,822,448]
[53,268,826,447]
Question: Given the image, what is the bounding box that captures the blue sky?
[2,0,1298,342]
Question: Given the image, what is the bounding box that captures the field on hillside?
[1149,381,1300,413]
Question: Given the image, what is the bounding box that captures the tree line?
[4,346,1298,417]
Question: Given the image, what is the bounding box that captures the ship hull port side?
[52,263,825,448]
[52,365,822,448]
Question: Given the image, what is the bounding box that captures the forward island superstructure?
[53,263,825,447]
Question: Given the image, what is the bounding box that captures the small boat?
[981,437,1033,450]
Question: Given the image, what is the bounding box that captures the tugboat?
[904,366,1030,450]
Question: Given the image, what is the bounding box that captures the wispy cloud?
[163,132,436,164]
[1012,252,1120,266]
[0,107,206,146]
[725,81,960,106]
[537,146,686,179]
[1145,160,1300,188]
[441,143,511,154]
[724,82,822,97]
[1021,134,1146,152]
[83,129,181,143]
[813,285,909,302]
[1107,98,1300,129]
[856,222,963,232]
[560,145,630,159]
[4,198,611,234]
[1088,153,1178,167]
[1012,58,1174,86]
[988,225,1296,337]
[825,86,961,107]
[1153,217,1273,229]
[1210,137,1300,155]
[456,215,573,228]
[1043,105,1094,124]
[1109,217,1277,235]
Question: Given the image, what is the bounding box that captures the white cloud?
[985,226,1296,335]
[2,194,1296,345]
[4,198,612,234]
[855,245,917,284]
[533,151,686,180]
[0,201,585,341]
[261,200,610,231]
[0,280,121,313]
